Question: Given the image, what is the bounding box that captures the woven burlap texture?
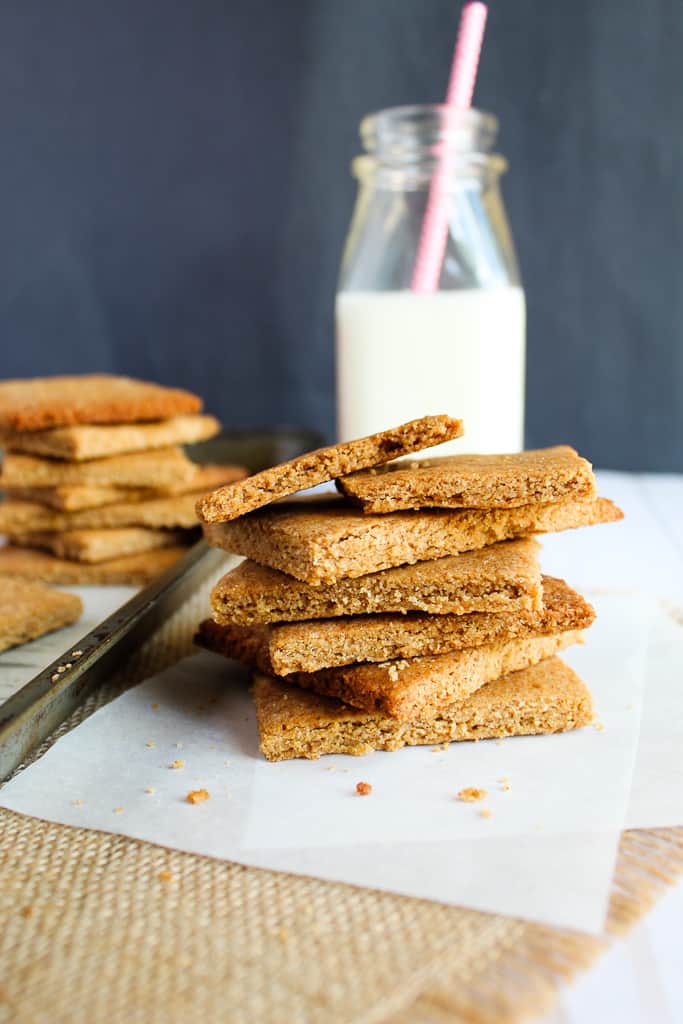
[1,584,682,1024]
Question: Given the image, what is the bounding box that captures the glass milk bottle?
[335,105,526,455]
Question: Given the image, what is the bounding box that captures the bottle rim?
[359,104,499,159]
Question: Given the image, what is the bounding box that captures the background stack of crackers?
[0,375,245,585]
[195,416,624,761]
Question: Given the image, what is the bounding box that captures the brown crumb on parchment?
[186,788,210,804]
[355,781,372,796]
[457,787,487,803]
[169,759,184,769]
[479,807,492,819]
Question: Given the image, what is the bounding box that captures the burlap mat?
[1,586,682,1024]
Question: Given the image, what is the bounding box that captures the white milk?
[335,287,526,456]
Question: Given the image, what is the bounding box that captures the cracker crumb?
[158,870,174,882]
[146,741,155,749]
[70,799,84,806]
[457,787,487,803]
[169,759,184,769]
[479,808,492,819]
[51,673,59,682]
[65,662,72,669]
[186,788,210,804]
[145,787,155,795]
[57,665,66,674]
[71,650,83,657]
[113,806,124,814]
[20,906,33,918]
[356,781,372,796]
[593,721,604,732]
[152,703,160,710]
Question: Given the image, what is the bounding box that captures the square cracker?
[198,576,595,674]
[0,375,201,432]
[0,578,83,653]
[7,527,192,564]
[204,495,622,585]
[6,464,247,511]
[251,657,594,760]
[1,447,198,488]
[210,538,543,625]
[196,415,463,524]
[1,414,220,461]
[0,544,189,585]
[0,493,210,532]
[337,446,597,513]
[198,614,584,720]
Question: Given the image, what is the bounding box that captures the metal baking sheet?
[0,426,322,781]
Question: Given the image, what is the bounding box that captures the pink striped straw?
[411,1,488,294]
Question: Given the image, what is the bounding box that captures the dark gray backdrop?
[0,1,680,470]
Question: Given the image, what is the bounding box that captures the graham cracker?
[204,495,622,585]
[1,447,198,488]
[0,374,202,432]
[0,490,221,531]
[198,613,584,719]
[252,656,594,760]
[1,414,220,461]
[337,446,597,513]
[0,577,83,653]
[210,538,543,625]
[7,527,192,564]
[200,575,594,674]
[5,464,247,511]
[196,415,463,524]
[0,544,188,584]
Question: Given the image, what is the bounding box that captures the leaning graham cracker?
[0,490,226,531]
[0,544,188,584]
[196,415,463,524]
[252,657,594,760]
[211,538,542,625]
[204,495,622,585]
[198,614,584,719]
[7,527,191,564]
[0,447,198,488]
[6,464,247,511]
[0,578,83,653]
[200,576,593,674]
[1,414,220,461]
[0,374,201,432]
[337,446,597,513]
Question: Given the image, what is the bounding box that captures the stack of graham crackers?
[0,375,245,585]
[195,415,623,761]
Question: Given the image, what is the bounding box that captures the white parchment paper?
[0,591,659,934]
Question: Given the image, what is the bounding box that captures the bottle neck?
[354,104,505,191]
